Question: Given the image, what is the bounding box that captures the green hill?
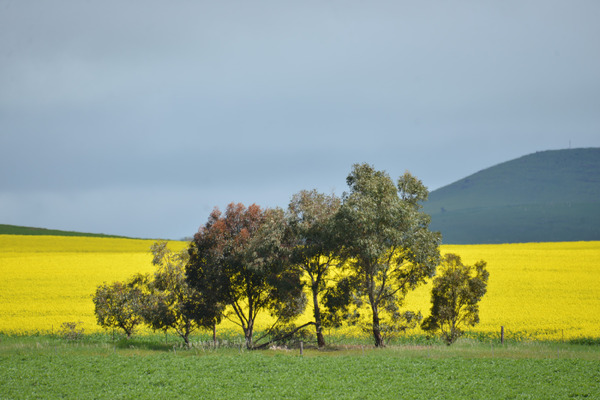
[423,148,600,244]
[0,224,130,238]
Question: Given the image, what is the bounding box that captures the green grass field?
[1,334,599,399]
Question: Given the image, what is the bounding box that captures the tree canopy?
[287,189,342,347]
[330,163,441,347]
[92,274,148,338]
[141,241,212,345]
[186,203,306,349]
[421,253,489,345]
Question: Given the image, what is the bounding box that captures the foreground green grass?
[1,334,599,399]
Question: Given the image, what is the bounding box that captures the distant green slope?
[423,148,600,244]
[0,224,130,238]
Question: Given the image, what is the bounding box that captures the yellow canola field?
[0,235,186,334]
[1,235,599,340]
[404,242,600,340]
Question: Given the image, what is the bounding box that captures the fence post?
[501,326,504,345]
[300,341,304,356]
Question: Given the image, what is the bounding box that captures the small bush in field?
[58,321,84,340]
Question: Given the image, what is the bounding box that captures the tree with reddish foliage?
[186,203,306,349]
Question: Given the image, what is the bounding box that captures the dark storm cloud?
[1,0,599,238]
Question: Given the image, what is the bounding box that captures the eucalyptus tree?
[92,274,149,338]
[421,253,489,345]
[287,190,342,348]
[332,163,441,347]
[141,241,220,346]
[186,203,306,349]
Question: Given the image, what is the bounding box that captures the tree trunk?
[182,323,191,347]
[367,274,384,347]
[244,321,254,349]
[311,282,326,348]
[371,306,384,347]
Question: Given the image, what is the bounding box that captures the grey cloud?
[1,0,599,238]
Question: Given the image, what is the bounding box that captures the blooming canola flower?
[0,235,599,340]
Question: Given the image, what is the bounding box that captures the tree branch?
[253,322,317,350]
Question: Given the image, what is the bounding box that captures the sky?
[1,1,599,239]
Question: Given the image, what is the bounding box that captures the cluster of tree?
[93,163,488,348]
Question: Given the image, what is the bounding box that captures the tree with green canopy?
[141,241,222,346]
[330,163,441,347]
[287,189,342,348]
[92,274,148,338]
[421,253,489,345]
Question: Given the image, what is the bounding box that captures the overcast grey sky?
[1,1,599,239]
